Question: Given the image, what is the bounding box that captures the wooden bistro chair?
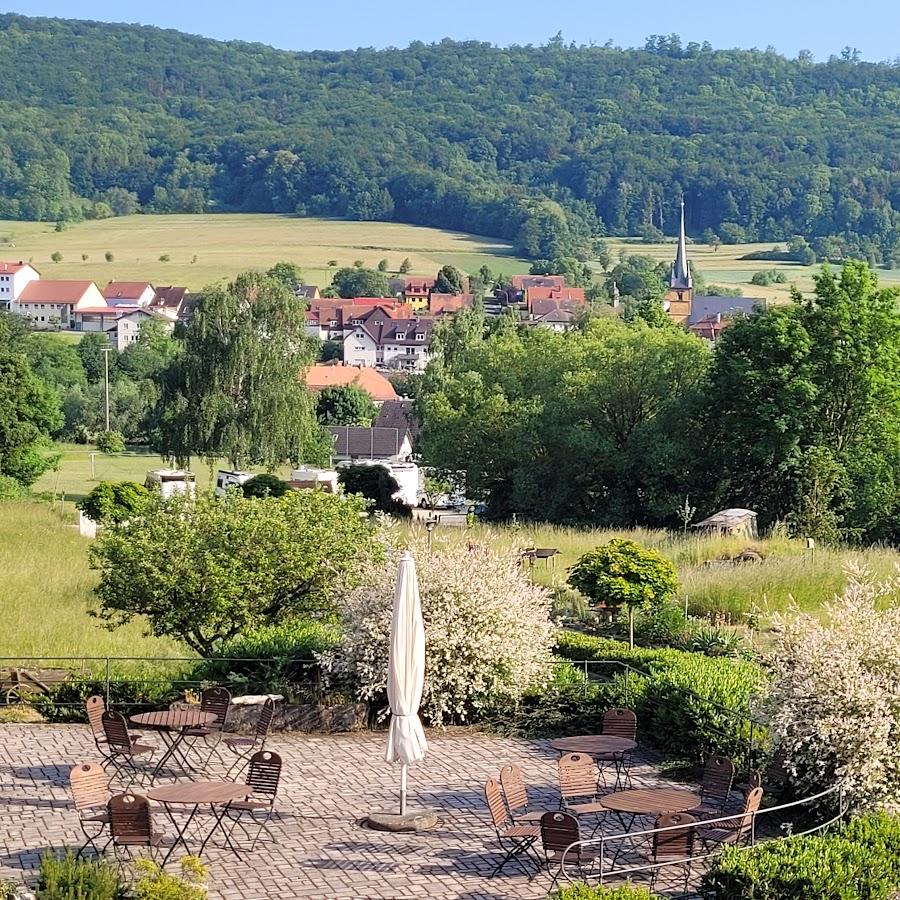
[650,812,696,892]
[222,698,276,778]
[108,793,164,867]
[182,686,232,768]
[100,711,155,788]
[557,753,607,836]
[539,810,601,893]
[598,708,637,788]
[690,755,736,819]
[70,762,111,858]
[697,787,764,851]
[483,777,540,879]
[499,763,550,824]
[223,750,282,854]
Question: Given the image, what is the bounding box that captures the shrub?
[0,474,26,501]
[632,602,689,647]
[338,463,410,517]
[322,540,555,725]
[77,480,150,524]
[701,813,900,899]
[95,430,125,454]
[554,884,663,900]
[554,630,764,764]
[133,857,207,900]
[684,622,745,657]
[761,567,900,810]
[90,490,383,657]
[241,473,288,498]
[36,850,124,899]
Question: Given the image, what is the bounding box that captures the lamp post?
[100,346,113,432]
[425,516,438,551]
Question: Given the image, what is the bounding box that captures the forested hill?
[4,14,900,261]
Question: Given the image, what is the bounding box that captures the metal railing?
[557,781,848,894]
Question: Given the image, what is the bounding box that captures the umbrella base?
[363,810,439,832]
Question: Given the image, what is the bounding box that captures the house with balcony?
[343,315,435,372]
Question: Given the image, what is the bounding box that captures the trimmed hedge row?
[701,813,900,899]
[554,885,662,900]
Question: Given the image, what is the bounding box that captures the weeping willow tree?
[152,271,330,470]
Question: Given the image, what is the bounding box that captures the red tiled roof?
[529,298,585,318]
[527,286,586,303]
[305,364,399,402]
[103,281,154,299]
[0,260,34,274]
[428,293,474,315]
[511,274,566,291]
[17,280,96,304]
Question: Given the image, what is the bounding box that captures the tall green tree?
[327,267,392,299]
[315,385,377,426]
[0,313,62,485]
[153,271,329,469]
[434,264,465,294]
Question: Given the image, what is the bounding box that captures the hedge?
[554,884,662,900]
[701,813,900,899]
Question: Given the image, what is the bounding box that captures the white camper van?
[215,470,255,497]
[145,469,196,499]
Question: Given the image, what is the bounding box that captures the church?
[663,202,763,331]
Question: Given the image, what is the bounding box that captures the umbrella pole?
[400,762,408,816]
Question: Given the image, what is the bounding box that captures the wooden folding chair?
[484,777,540,879]
[182,686,232,768]
[108,793,164,868]
[557,753,607,835]
[70,762,110,858]
[598,708,637,788]
[224,750,282,853]
[690,755,736,818]
[698,786,764,850]
[540,810,600,893]
[650,812,696,892]
[499,763,550,824]
[101,710,155,788]
[222,698,275,778]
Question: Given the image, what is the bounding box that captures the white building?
[105,308,173,351]
[0,261,40,310]
[11,280,105,329]
[342,316,434,372]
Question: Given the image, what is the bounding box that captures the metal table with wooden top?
[147,780,249,865]
[130,709,216,781]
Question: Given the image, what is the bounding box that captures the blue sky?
[6,0,900,62]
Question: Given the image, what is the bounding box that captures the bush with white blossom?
[320,540,555,725]
[761,565,900,811]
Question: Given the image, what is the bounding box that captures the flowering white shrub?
[761,565,900,811]
[320,540,555,725]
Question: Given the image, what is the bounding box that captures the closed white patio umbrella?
[385,550,428,816]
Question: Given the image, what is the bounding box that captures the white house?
[11,280,105,329]
[0,261,40,311]
[342,316,434,372]
[328,425,419,506]
[105,308,173,351]
[103,281,156,308]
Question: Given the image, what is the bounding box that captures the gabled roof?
[688,296,763,324]
[0,260,37,274]
[351,316,435,346]
[527,286,586,304]
[402,277,436,293]
[151,286,188,309]
[428,293,474,315]
[374,399,420,442]
[17,280,97,304]
[305,364,398,402]
[328,426,406,459]
[511,274,566,291]
[296,285,320,299]
[530,298,584,318]
[104,281,154,300]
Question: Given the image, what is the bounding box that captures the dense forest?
[4,15,900,261]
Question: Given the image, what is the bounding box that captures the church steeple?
[670,200,692,290]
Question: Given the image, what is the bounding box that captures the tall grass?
[0,501,187,660]
[404,521,900,622]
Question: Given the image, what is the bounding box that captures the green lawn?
[0,214,531,291]
[0,501,186,660]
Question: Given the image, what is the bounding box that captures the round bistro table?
[548,735,637,790]
[148,780,249,865]
[601,787,701,863]
[130,709,216,781]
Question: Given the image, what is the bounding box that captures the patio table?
[130,709,216,781]
[147,780,249,866]
[600,786,701,863]
[549,735,637,789]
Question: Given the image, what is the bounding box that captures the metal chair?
[223,750,282,853]
[182,686,232,768]
[697,786,764,850]
[690,755,736,818]
[650,812,696,892]
[108,793,164,867]
[222,698,276,778]
[557,753,607,835]
[70,762,110,858]
[499,763,550,824]
[483,777,540,879]
[539,810,601,893]
[597,708,637,788]
[101,710,155,788]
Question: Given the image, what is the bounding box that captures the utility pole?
[100,346,112,432]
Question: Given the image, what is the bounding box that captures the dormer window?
[416,333,426,341]
[352,318,363,325]
[395,332,405,340]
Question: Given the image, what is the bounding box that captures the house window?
[395,333,405,340]
[352,319,362,325]
[416,333,425,341]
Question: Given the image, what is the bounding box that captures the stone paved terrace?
[0,725,703,899]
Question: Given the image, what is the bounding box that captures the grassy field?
[0,214,532,291]
[415,520,900,621]
[605,238,900,306]
[0,501,185,660]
